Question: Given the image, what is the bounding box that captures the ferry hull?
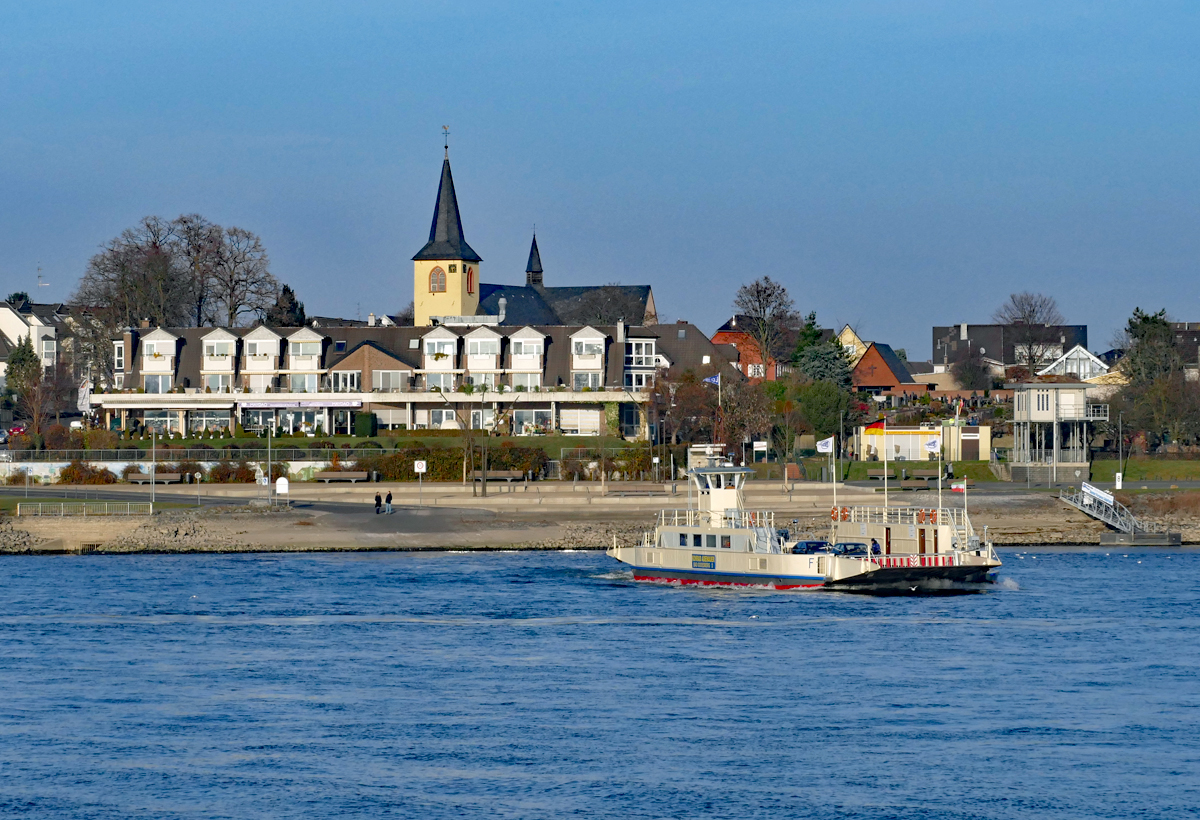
[632,567,825,589]
[828,564,996,587]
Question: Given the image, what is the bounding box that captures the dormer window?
[511,341,542,356]
[574,340,603,356]
[204,341,232,357]
[429,267,447,293]
[143,341,163,357]
[245,341,270,356]
[468,339,499,356]
[425,340,455,357]
[290,341,321,357]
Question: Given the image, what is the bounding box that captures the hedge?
[352,444,549,481]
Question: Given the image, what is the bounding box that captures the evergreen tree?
[265,285,307,327]
[5,291,29,305]
[791,312,823,360]
[795,342,852,389]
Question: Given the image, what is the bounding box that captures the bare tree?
[211,227,278,326]
[396,301,415,327]
[174,214,224,327]
[732,276,798,377]
[74,216,191,328]
[992,291,1066,370]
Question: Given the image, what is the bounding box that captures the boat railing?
[658,509,775,530]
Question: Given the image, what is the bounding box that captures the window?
[113,342,125,371]
[470,408,495,430]
[374,371,406,392]
[573,372,601,390]
[142,341,162,357]
[693,534,702,547]
[679,533,687,546]
[334,341,346,353]
[512,373,541,390]
[467,339,500,356]
[143,410,178,434]
[241,409,275,432]
[706,534,717,549]
[425,340,456,358]
[290,341,321,357]
[189,410,231,432]
[144,374,172,393]
[625,341,655,368]
[290,373,317,393]
[332,371,360,392]
[245,341,272,357]
[624,372,654,389]
[677,328,686,339]
[574,340,603,356]
[721,535,731,549]
[467,268,474,294]
[429,267,447,292]
[114,373,124,389]
[248,374,272,393]
[702,355,710,365]
[513,409,552,434]
[467,373,497,390]
[748,364,765,378]
[511,340,542,356]
[204,374,231,393]
[204,341,232,357]
[430,408,457,427]
[426,373,454,392]
[409,339,420,349]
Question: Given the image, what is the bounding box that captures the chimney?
[617,317,626,344]
[140,318,150,329]
[368,312,376,327]
[123,330,135,372]
[498,297,507,324]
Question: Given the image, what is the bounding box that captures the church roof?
[412,157,482,263]
[477,283,561,325]
[525,234,543,274]
[540,285,654,326]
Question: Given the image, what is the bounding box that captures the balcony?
[141,355,175,373]
[285,354,321,371]
[1085,404,1109,422]
[242,354,278,372]
[202,354,235,372]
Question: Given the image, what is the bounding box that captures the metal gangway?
[1059,484,1164,535]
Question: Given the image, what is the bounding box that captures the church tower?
[412,153,482,326]
[525,233,543,287]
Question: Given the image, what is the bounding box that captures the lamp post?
[150,429,156,505]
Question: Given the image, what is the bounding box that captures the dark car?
[791,540,832,555]
[833,542,871,556]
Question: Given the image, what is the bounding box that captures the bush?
[358,440,384,450]
[5,468,33,486]
[355,412,378,437]
[58,460,118,485]
[209,460,257,483]
[84,429,119,450]
[8,433,40,451]
[164,460,208,482]
[121,464,148,480]
[45,424,85,450]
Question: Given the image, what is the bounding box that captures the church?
[411,153,657,328]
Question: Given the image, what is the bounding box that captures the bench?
[900,479,930,490]
[955,478,976,489]
[315,471,369,483]
[472,470,524,483]
[126,473,181,484]
[867,470,895,480]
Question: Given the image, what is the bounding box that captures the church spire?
[412,155,482,263]
[525,232,543,287]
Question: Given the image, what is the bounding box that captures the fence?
[17,502,155,517]
[3,448,397,463]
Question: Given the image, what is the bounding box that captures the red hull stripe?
[633,574,824,589]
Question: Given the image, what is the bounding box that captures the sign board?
[1081,482,1114,507]
[652,456,660,464]
[414,460,427,474]
[752,441,768,452]
[1115,472,1123,490]
[275,477,289,494]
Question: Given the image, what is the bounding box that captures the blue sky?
[1,1,1197,357]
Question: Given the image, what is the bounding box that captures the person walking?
[374,492,382,514]
[385,491,393,514]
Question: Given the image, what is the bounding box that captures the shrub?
[84,429,119,450]
[358,440,384,450]
[355,412,378,437]
[5,468,32,486]
[121,463,148,480]
[9,433,40,451]
[58,460,118,485]
[164,460,207,482]
[209,460,257,483]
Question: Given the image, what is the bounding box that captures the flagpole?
[883,418,888,513]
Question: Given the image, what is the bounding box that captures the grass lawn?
[1090,458,1200,482]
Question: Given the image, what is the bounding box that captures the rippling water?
[1,548,1197,819]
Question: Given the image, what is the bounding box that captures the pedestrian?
[385,491,393,514]
[374,492,382,514]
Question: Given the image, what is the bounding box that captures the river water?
[0,548,1197,819]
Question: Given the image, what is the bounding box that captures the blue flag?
[703,374,720,385]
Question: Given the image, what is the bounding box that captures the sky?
[1,1,1197,359]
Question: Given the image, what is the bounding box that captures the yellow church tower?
[412,151,482,326]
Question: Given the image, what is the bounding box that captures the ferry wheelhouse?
[607,461,1001,590]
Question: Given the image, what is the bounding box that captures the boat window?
[679,533,687,547]
[721,535,731,549]
[706,534,717,549]
[693,534,702,547]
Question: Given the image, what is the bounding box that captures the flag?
[703,374,720,385]
[816,436,835,453]
[924,438,940,453]
[952,481,967,493]
[865,420,885,430]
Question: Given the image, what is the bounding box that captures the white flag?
[924,438,940,453]
[816,436,835,454]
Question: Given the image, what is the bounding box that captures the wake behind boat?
[607,458,1001,592]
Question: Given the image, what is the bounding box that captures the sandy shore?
[2,484,1197,554]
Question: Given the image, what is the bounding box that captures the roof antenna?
[37,266,49,290]
[442,125,450,158]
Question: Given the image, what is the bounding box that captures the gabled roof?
[412,157,482,263]
[570,325,604,339]
[422,325,459,340]
[463,325,501,339]
[141,327,178,343]
[540,284,654,326]
[477,283,560,325]
[327,340,414,371]
[1036,344,1108,377]
[242,325,283,341]
[286,326,325,342]
[509,325,548,340]
[853,342,916,387]
[200,327,238,342]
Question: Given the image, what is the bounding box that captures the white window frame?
[374,370,405,392]
[573,371,601,391]
[425,340,456,357]
[204,341,233,357]
[511,340,542,356]
[204,374,232,393]
[113,342,125,371]
[144,374,172,393]
[624,340,655,368]
[290,341,321,357]
[512,373,541,390]
[573,340,604,356]
[468,339,500,356]
[332,371,361,392]
[290,373,318,393]
[426,373,454,392]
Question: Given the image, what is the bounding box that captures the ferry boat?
[607,460,1001,591]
